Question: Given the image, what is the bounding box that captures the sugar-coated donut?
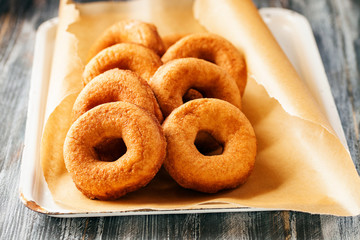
[162,98,256,193]
[83,43,162,85]
[162,33,247,96]
[88,19,165,61]
[149,58,241,118]
[63,102,166,200]
[73,69,163,123]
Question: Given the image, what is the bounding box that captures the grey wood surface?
[1,0,359,239]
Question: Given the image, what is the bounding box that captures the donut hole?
[194,131,224,156]
[198,51,216,64]
[182,89,204,103]
[98,64,131,78]
[93,138,127,162]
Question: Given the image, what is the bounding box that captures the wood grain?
[0,0,359,239]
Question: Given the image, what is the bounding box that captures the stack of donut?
[63,19,257,200]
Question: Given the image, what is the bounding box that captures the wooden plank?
[0,0,60,239]
[270,0,360,239]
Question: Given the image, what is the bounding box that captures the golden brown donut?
[149,58,241,118]
[162,98,256,193]
[63,101,166,200]
[73,69,163,123]
[88,19,165,61]
[161,33,247,96]
[83,43,162,85]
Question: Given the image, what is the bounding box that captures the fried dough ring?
[63,102,166,200]
[149,58,241,117]
[162,33,247,96]
[88,19,165,61]
[73,69,163,123]
[83,43,162,85]
[162,98,256,193]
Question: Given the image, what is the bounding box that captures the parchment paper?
[41,0,360,216]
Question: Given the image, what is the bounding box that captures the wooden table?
[1,0,359,238]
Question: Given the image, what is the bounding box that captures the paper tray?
[19,8,347,217]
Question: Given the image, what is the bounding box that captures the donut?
[72,69,163,123]
[162,98,256,193]
[63,101,166,200]
[83,43,162,85]
[88,19,165,61]
[161,33,247,96]
[149,58,241,117]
